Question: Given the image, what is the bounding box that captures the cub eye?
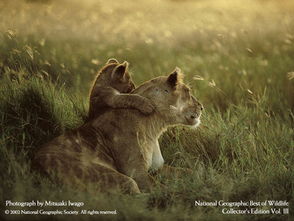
[164,89,169,93]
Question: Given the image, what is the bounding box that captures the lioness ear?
[106,58,119,64]
[167,67,184,88]
[112,61,129,79]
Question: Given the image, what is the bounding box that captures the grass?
[0,0,293,220]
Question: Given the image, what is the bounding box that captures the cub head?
[133,68,203,127]
[97,58,135,93]
[110,60,135,93]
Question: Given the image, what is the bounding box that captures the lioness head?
[133,68,203,127]
[98,58,135,93]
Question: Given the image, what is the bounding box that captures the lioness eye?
[164,89,169,93]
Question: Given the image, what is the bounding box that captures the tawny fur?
[88,58,154,120]
[34,68,203,194]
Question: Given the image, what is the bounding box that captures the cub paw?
[139,99,155,115]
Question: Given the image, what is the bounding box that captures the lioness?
[34,68,203,193]
[88,58,154,120]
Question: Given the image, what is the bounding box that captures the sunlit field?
[0,0,293,220]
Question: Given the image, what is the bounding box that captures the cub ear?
[106,58,119,64]
[167,67,184,88]
[112,61,129,79]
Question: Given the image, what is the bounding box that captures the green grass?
[0,0,294,220]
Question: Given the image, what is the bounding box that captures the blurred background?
[1,0,293,112]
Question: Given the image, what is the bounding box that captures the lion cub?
[88,59,154,120]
